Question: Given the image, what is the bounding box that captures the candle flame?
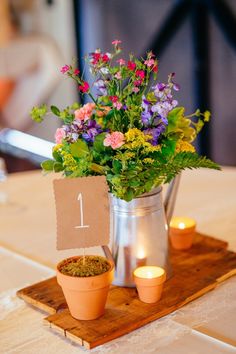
[170,216,196,229]
[137,247,146,259]
[178,222,186,229]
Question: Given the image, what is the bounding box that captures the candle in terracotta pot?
[133,266,166,303]
[136,247,147,267]
[169,216,196,250]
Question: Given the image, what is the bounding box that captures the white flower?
[100,67,109,74]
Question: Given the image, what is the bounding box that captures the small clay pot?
[57,256,114,320]
[133,267,166,303]
[169,227,195,250]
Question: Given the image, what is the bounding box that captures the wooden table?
[0,168,236,353]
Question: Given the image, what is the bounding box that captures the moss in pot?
[59,255,111,277]
[57,255,114,320]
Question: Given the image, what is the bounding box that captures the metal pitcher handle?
[164,174,181,225]
[102,245,115,266]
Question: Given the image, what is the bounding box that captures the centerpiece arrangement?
[31,40,219,201]
[31,40,220,289]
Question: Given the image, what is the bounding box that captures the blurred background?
[0,0,235,174]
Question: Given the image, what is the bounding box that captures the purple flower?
[141,96,154,126]
[141,111,152,126]
[82,120,102,142]
[94,79,107,96]
[157,83,166,91]
[173,83,180,91]
[144,125,166,145]
[161,116,168,126]
[62,118,103,144]
[141,96,151,109]
[82,129,97,143]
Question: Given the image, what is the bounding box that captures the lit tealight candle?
[169,216,196,250]
[136,247,147,267]
[133,266,166,303]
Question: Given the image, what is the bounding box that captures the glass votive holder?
[133,266,166,303]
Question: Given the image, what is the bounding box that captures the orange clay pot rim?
[134,273,166,281]
[133,271,166,286]
[169,226,196,234]
[57,255,114,280]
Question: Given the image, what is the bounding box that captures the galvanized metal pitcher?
[109,176,180,287]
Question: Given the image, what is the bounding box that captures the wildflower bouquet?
[31,40,220,201]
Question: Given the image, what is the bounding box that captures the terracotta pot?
[133,267,166,303]
[169,227,195,250]
[57,256,114,320]
[0,79,15,109]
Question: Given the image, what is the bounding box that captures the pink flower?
[144,59,155,67]
[115,71,122,80]
[60,65,70,74]
[117,58,126,66]
[55,128,65,144]
[153,64,158,73]
[109,95,118,103]
[132,87,140,93]
[74,68,80,75]
[74,103,95,121]
[79,81,90,93]
[112,39,122,46]
[127,61,136,71]
[113,102,123,110]
[102,54,110,63]
[91,52,101,65]
[135,70,145,79]
[134,80,142,86]
[104,132,125,149]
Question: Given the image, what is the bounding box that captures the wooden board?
[17,233,236,349]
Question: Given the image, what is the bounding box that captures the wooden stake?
[83,248,85,265]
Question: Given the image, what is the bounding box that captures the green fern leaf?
[164,152,221,183]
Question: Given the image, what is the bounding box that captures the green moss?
[59,255,110,277]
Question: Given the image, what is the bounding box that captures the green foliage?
[41,159,54,171]
[52,150,63,163]
[166,107,196,142]
[70,140,89,158]
[93,133,106,152]
[30,104,47,122]
[50,105,60,117]
[163,152,221,183]
[41,159,64,173]
[53,162,64,172]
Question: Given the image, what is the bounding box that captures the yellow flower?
[143,143,161,153]
[97,117,104,126]
[124,128,152,149]
[53,144,63,152]
[60,151,77,171]
[175,141,195,153]
[143,158,154,164]
[123,152,136,159]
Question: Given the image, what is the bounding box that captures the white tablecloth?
[0,168,236,353]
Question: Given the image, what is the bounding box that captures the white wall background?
[21,0,77,141]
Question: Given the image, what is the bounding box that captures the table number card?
[53,176,110,250]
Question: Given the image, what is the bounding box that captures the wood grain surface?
[17,233,236,349]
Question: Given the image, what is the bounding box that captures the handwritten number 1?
[75,193,89,229]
